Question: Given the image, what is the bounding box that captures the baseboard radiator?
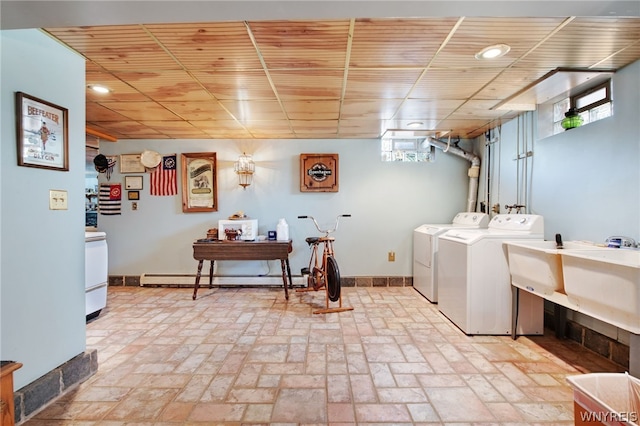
[139,273,306,287]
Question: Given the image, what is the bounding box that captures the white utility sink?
[559,249,640,334]
[504,240,601,296]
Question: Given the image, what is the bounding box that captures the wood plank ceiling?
[44,17,640,140]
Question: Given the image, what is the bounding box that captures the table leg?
[208,260,214,289]
[285,259,293,289]
[280,259,289,300]
[193,260,204,300]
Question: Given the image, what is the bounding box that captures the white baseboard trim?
[139,273,305,287]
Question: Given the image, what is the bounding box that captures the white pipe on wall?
[428,137,481,212]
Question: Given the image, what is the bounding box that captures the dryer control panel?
[452,212,489,226]
[488,214,544,233]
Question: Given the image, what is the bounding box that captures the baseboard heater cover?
[140,273,305,287]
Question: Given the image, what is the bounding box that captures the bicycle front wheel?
[326,255,341,302]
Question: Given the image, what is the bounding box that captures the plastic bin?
[566,373,640,425]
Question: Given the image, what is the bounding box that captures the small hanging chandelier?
[234,153,255,189]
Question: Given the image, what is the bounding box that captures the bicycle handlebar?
[298,214,351,235]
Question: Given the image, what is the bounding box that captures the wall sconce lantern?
[561,107,584,130]
[234,153,255,189]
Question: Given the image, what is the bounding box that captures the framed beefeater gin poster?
[16,92,69,171]
[300,153,339,192]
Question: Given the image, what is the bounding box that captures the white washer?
[413,212,489,302]
[437,214,545,335]
[85,231,108,320]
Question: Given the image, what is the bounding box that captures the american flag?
[150,154,177,196]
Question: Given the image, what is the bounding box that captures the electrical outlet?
[388,251,395,262]
[49,190,68,210]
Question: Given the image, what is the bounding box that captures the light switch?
[49,190,68,210]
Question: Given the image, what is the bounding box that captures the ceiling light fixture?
[475,44,511,60]
[561,107,584,131]
[88,84,110,94]
[407,122,423,128]
[234,153,255,189]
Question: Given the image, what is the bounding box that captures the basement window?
[381,138,435,162]
[552,80,612,134]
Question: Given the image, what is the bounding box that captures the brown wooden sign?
[300,153,339,192]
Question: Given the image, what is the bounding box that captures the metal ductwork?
[427,136,480,213]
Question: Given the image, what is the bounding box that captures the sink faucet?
[605,236,637,248]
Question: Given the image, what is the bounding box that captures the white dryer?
[413,212,489,302]
[437,214,545,335]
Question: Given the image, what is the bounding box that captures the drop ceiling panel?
[86,71,147,102]
[384,119,442,130]
[430,17,567,69]
[159,101,236,121]
[248,20,350,69]
[99,101,181,121]
[95,120,166,137]
[344,69,423,99]
[394,99,466,120]
[350,18,459,68]
[193,70,276,100]
[515,18,640,69]
[451,100,516,119]
[340,99,404,120]
[290,120,339,132]
[338,119,385,137]
[145,22,263,70]
[270,70,344,100]
[243,120,294,132]
[221,100,287,122]
[47,25,181,71]
[411,68,502,99]
[113,70,211,101]
[86,103,133,122]
[136,120,209,136]
[191,121,253,139]
[436,118,501,137]
[283,100,340,120]
[474,68,552,102]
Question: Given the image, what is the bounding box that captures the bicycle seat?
[305,237,320,246]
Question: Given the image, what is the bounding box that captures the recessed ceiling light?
[475,44,511,60]
[407,122,423,128]
[88,84,110,94]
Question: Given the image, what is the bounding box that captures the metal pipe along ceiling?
[427,136,481,213]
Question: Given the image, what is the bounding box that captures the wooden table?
[192,240,293,300]
[1,361,22,426]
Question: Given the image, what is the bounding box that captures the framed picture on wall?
[300,153,339,192]
[15,92,69,171]
[120,154,145,173]
[124,175,143,190]
[181,152,218,212]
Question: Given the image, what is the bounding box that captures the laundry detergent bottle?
[276,218,289,241]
